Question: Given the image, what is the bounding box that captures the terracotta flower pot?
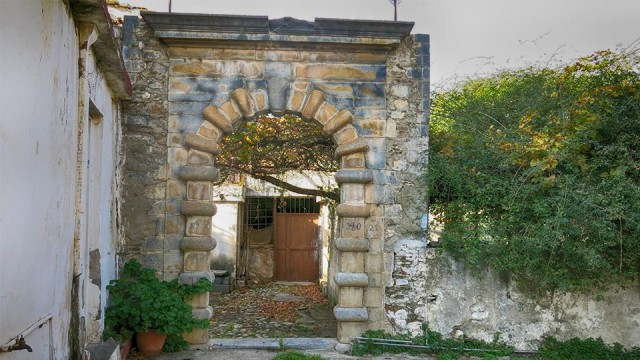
[120,338,132,360]
[136,330,167,356]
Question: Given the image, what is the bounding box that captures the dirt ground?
[208,282,337,338]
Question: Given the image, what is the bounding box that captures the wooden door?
[274,213,319,281]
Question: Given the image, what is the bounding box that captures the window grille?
[276,197,320,214]
[245,197,274,229]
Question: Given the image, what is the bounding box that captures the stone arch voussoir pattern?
[178,85,378,343]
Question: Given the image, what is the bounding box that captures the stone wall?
[120,16,171,275]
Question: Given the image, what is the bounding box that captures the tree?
[427,49,640,294]
[216,114,340,201]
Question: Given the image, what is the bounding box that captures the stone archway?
[177,85,376,343]
[122,12,430,347]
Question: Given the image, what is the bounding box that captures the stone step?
[207,337,338,350]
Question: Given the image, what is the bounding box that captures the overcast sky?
[123,0,640,88]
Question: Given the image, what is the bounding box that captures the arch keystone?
[323,109,353,135]
[203,105,233,134]
[231,88,257,118]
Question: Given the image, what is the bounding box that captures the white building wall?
[0,1,122,357]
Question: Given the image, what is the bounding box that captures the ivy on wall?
[426,49,640,294]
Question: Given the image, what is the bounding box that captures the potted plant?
[104,260,210,356]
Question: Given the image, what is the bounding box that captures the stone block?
[164,235,183,251]
[342,153,365,169]
[184,134,221,154]
[335,272,369,287]
[181,236,217,252]
[143,184,165,199]
[341,217,365,239]
[355,97,386,108]
[341,252,364,273]
[295,64,385,81]
[288,90,306,113]
[168,147,188,165]
[301,90,325,120]
[336,203,370,218]
[197,121,224,142]
[229,88,256,118]
[252,90,269,113]
[181,201,217,216]
[163,250,182,272]
[365,184,385,204]
[211,49,256,60]
[264,50,300,61]
[333,125,358,145]
[178,166,220,182]
[170,60,263,78]
[365,253,384,273]
[339,288,364,307]
[167,47,212,58]
[219,100,243,124]
[187,149,214,166]
[187,181,212,201]
[192,306,214,320]
[168,114,201,134]
[335,138,369,158]
[336,169,373,184]
[203,105,233,134]
[168,92,213,102]
[186,216,212,236]
[334,307,368,322]
[312,82,354,98]
[166,180,185,199]
[314,101,338,125]
[184,251,211,272]
[323,110,353,134]
[168,101,209,115]
[127,115,148,126]
[354,120,385,137]
[335,238,370,252]
[365,217,384,240]
[188,292,210,308]
[183,328,209,345]
[369,236,383,253]
[364,288,384,308]
[168,132,183,147]
[354,83,385,98]
[337,322,368,343]
[341,184,365,204]
[178,271,214,285]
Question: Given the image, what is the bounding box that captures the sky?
[123,0,640,88]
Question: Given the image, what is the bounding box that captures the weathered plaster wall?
[0,0,123,357]
[0,2,78,356]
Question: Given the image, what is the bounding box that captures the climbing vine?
[427,49,640,294]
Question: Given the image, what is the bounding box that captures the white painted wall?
[0,1,122,357]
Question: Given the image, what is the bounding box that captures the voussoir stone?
[203,105,233,134]
[301,90,325,120]
[178,166,220,182]
[231,88,256,118]
[184,134,221,154]
[335,169,374,184]
[181,201,217,216]
[323,109,353,134]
